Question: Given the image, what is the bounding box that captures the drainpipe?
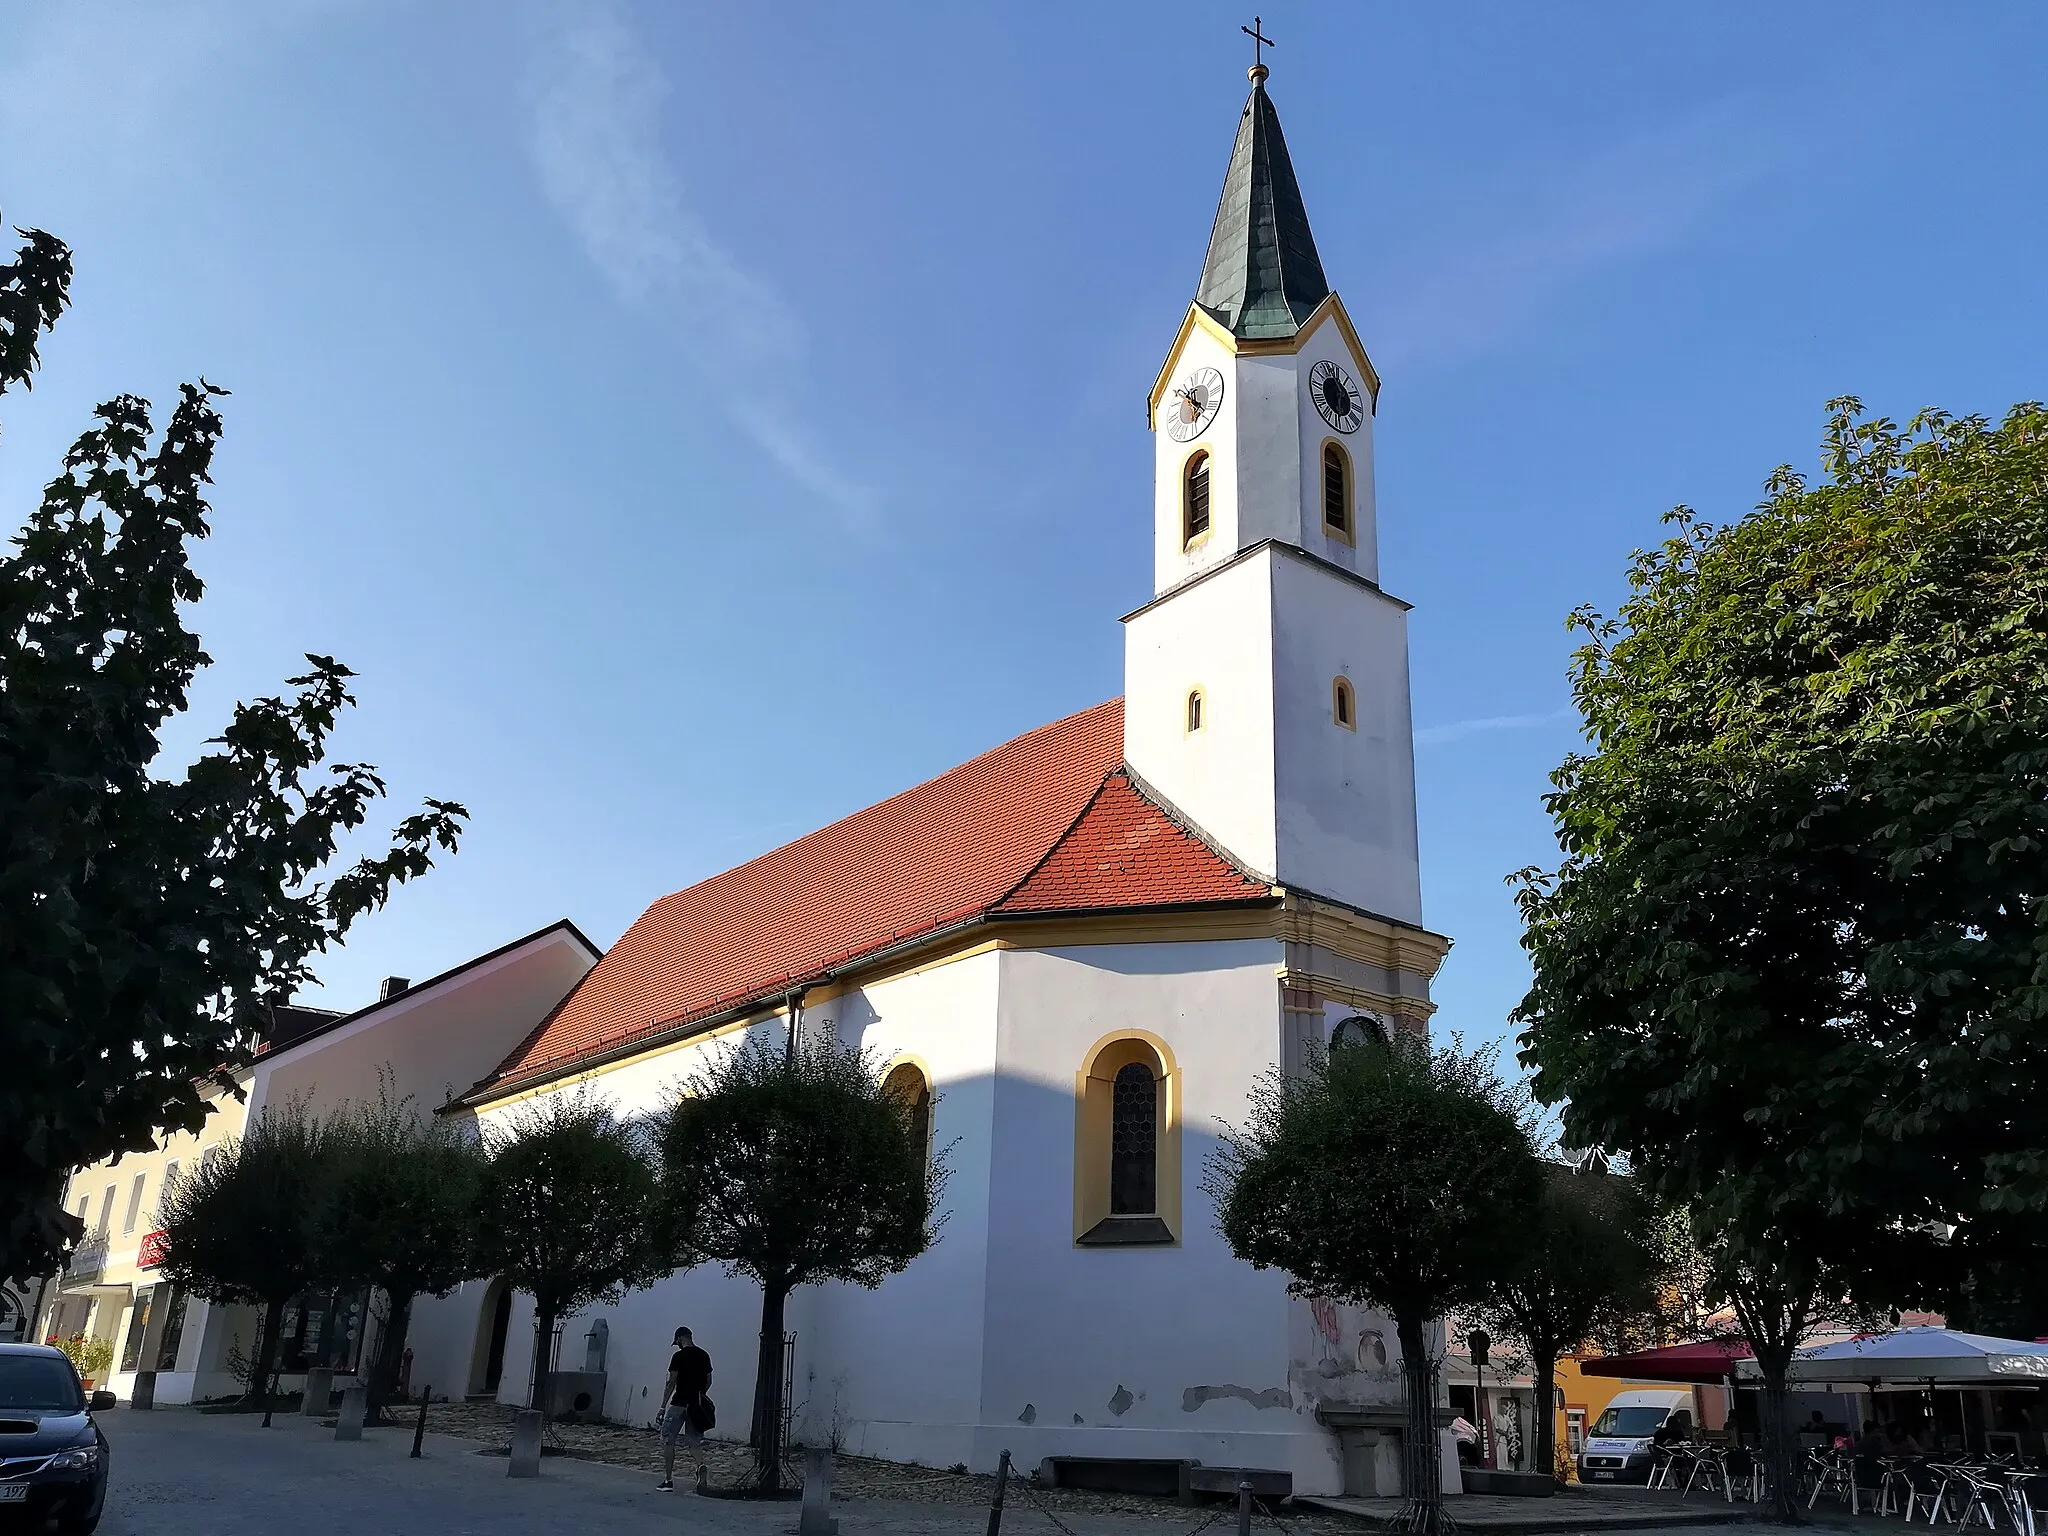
[783,988,807,1065]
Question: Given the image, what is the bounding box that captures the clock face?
[1310,360,1366,434]
[1165,366,1225,442]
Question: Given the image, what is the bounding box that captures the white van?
[1577,1389,1694,1483]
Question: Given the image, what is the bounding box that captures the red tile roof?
[483,701,1270,1091]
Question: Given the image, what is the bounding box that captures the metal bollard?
[987,1449,1011,1536]
[1237,1476,1253,1536]
[411,1386,430,1459]
[508,1409,543,1478]
[335,1384,367,1442]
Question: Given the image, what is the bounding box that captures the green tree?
[154,1100,337,1426]
[0,220,466,1286]
[1206,1038,1541,1535]
[658,1034,946,1493]
[321,1078,488,1420]
[1468,1162,1667,1481]
[473,1094,669,1417]
[1515,398,2047,1517]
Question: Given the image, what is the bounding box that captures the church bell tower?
[1122,60,1423,926]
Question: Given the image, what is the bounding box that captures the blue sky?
[3,2,2044,1057]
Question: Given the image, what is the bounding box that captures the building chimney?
[379,976,410,1002]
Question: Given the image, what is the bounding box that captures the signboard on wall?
[136,1230,169,1270]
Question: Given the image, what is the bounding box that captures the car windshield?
[1592,1406,1670,1438]
[0,1356,84,1413]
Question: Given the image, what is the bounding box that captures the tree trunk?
[1395,1312,1447,1534]
[1756,1351,1801,1524]
[1532,1349,1559,1484]
[365,1289,414,1424]
[529,1305,558,1415]
[249,1295,287,1429]
[750,1283,790,1493]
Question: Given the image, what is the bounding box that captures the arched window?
[1186,688,1204,733]
[1333,675,1356,730]
[1183,451,1211,547]
[1109,1062,1158,1215]
[1322,441,1351,537]
[883,1061,933,1188]
[1075,1035,1179,1245]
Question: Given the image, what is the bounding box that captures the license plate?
[0,1484,27,1503]
[1590,1471,1615,1480]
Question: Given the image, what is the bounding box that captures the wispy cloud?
[1370,97,1794,370]
[525,2,875,525]
[1415,707,1573,747]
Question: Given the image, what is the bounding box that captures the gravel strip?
[416,1398,1363,1531]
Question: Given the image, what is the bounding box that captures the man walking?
[658,1326,713,1492]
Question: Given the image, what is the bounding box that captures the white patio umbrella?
[1733,1326,2048,1387]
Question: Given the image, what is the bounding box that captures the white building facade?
[413,66,1455,1499]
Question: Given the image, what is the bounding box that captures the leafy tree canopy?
[154,1099,335,1415]
[659,1033,946,1490]
[1469,1162,1669,1478]
[0,221,466,1285]
[1517,399,2048,1297]
[660,1035,945,1296]
[321,1077,489,1414]
[1207,1036,1540,1530]
[473,1093,668,1407]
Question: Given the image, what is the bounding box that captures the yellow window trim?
[1072,1029,1182,1245]
[1333,675,1357,731]
[1320,436,1357,548]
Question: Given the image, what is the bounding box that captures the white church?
[412,61,1453,1499]
[46,61,1453,1501]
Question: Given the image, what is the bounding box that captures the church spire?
[1194,65,1331,341]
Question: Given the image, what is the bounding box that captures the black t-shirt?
[670,1345,711,1400]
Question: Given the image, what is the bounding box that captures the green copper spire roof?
[1195,71,1331,340]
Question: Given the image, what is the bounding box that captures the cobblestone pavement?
[98,1403,1788,1536]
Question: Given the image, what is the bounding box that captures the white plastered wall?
[975,938,1351,1494]
[1153,324,1241,592]
[1269,549,1423,923]
[1122,551,1279,880]
[426,949,1004,1453]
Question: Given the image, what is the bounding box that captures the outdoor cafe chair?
[1934,1463,2009,1531]
[1725,1445,1764,1504]
[1809,1449,1851,1510]
[2007,1472,2048,1536]
[1682,1444,1727,1499]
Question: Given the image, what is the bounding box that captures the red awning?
[1577,1340,1754,1383]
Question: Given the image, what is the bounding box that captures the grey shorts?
[659,1403,702,1443]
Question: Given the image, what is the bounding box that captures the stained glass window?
[1110,1061,1157,1215]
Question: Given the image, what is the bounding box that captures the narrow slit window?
[1183,451,1211,545]
[1334,676,1356,730]
[1109,1061,1159,1215]
[1323,442,1350,534]
[1186,689,1204,732]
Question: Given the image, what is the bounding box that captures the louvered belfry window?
[1109,1061,1158,1214]
[1323,442,1349,533]
[1184,452,1211,544]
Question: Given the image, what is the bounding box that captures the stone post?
[799,1447,838,1536]
[335,1384,367,1441]
[508,1409,543,1478]
[129,1371,156,1411]
[301,1367,333,1417]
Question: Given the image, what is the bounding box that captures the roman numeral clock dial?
[1166,367,1224,443]
[1310,360,1365,433]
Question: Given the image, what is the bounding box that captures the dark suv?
[0,1344,112,1533]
